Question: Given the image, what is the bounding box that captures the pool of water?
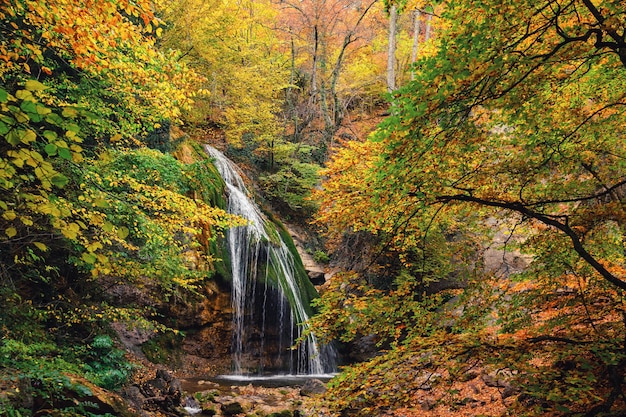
[180,373,337,392]
[211,373,337,387]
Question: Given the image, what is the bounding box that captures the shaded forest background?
[1,0,626,416]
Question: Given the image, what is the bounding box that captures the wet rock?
[268,411,293,417]
[157,369,173,382]
[300,378,327,396]
[111,322,153,352]
[307,268,326,285]
[181,395,203,415]
[348,334,380,362]
[286,224,327,285]
[222,401,245,416]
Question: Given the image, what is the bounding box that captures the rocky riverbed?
[122,368,330,417]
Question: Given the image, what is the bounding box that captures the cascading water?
[205,145,336,376]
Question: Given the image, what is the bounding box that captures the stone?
[481,371,510,388]
[222,401,245,416]
[268,411,293,417]
[123,385,145,410]
[481,370,520,399]
[299,379,327,396]
[415,372,441,391]
[156,369,174,382]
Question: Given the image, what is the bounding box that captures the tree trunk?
[387,4,398,93]
[425,9,432,41]
[311,25,319,95]
[410,9,422,80]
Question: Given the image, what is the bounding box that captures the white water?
[205,145,336,375]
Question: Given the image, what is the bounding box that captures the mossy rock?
[268,411,293,417]
[141,331,183,365]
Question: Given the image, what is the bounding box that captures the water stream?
[205,145,336,377]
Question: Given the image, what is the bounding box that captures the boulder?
[222,401,245,416]
[299,379,327,396]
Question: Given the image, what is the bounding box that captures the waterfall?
[205,145,336,376]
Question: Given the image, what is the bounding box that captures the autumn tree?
[0,6,241,410]
[312,0,626,415]
[276,0,380,146]
[158,0,289,159]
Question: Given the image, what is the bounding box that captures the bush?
[81,335,135,390]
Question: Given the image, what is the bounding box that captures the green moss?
[141,331,183,366]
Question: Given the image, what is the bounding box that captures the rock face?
[176,282,234,375]
[286,225,328,286]
[482,217,532,278]
[108,278,235,376]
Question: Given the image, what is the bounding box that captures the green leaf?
[43,130,58,141]
[51,174,69,188]
[0,88,7,103]
[58,147,72,160]
[25,80,48,91]
[20,129,37,144]
[117,226,130,239]
[0,114,14,126]
[6,129,21,145]
[44,143,58,156]
[45,113,64,126]
[0,120,8,135]
[82,252,97,264]
[8,106,29,123]
[66,123,80,133]
[36,104,51,115]
[15,90,34,101]
[62,107,78,118]
[20,99,38,116]
[94,198,111,209]
[103,221,114,232]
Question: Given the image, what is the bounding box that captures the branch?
[436,194,626,291]
[527,335,593,345]
[523,176,626,207]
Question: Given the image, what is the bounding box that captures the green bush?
[81,335,135,390]
[0,338,123,416]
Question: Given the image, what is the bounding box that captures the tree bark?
[410,9,421,80]
[387,4,398,93]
